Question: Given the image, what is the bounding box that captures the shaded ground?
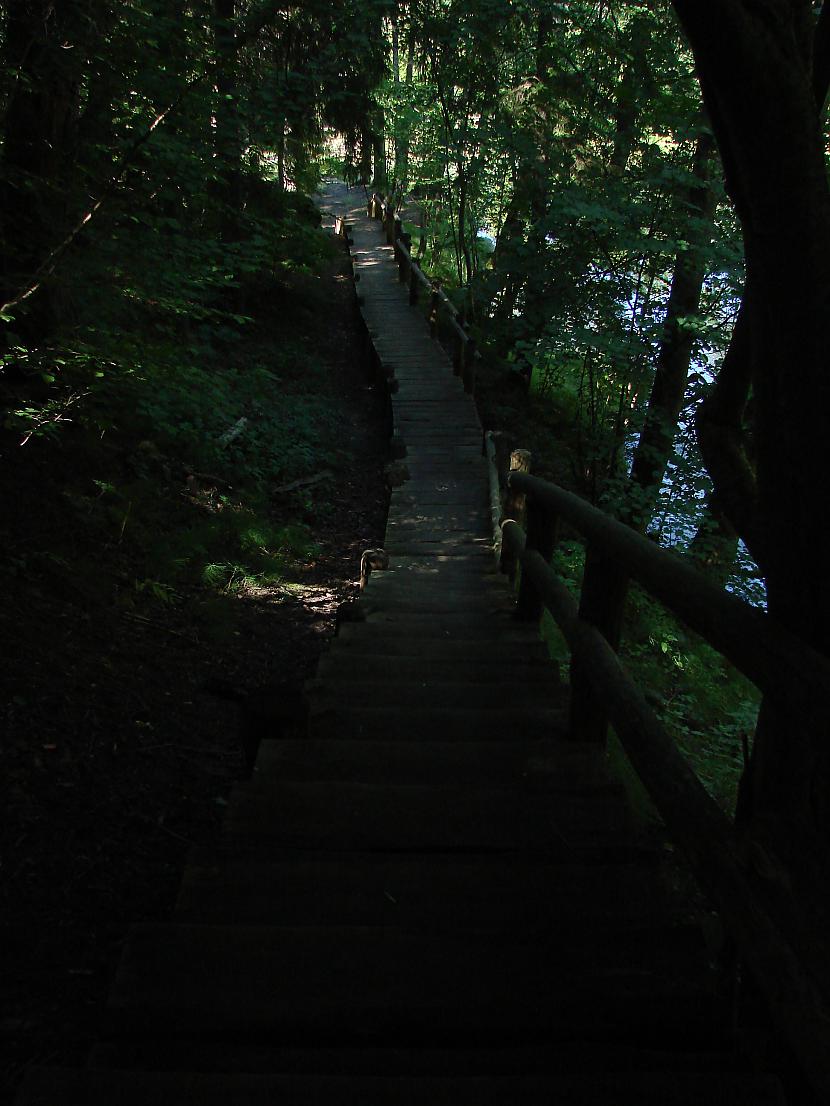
[0,232,388,1097]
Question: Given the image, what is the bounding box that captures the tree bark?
[671,0,830,894]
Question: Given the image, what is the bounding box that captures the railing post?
[408,259,420,306]
[397,232,411,282]
[516,499,559,622]
[453,332,464,377]
[569,550,629,744]
[429,282,441,340]
[462,336,477,394]
[500,449,532,580]
[453,310,465,377]
[384,202,396,245]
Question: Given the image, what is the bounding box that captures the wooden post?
[516,499,559,622]
[429,282,441,340]
[453,311,466,377]
[409,260,420,306]
[500,449,532,580]
[453,331,464,377]
[462,337,477,394]
[569,549,629,745]
[398,232,411,282]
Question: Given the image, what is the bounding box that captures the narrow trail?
[17,184,786,1105]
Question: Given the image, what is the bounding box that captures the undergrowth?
[2,186,340,603]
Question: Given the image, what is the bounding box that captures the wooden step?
[330,634,549,660]
[175,852,664,929]
[357,608,534,630]
[372,554,502,575]
[356,592,512,615]
[308,705,568,741]
[305,678,566,711]
[17,1067,787,1106]
[315,653,556,683]
[362,573,507,594]
[386,552,500,568]
[106,923,715,1046]
[384,522,491,541]
[251,737,593,786]
[220,780,631,851]
[330,629,550,660]
[334,620,544,644]
[382,540,495,556]
[84,1038,775,1078]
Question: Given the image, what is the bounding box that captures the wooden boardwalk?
[18,184,786,1104]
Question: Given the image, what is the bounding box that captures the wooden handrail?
[500,516,830,1100]
[507,470,830,702]
[487,459,830,1099]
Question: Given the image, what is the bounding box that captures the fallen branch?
[273,469,333,494]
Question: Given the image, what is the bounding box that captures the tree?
[670,0,830,888]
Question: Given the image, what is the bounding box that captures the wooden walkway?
[18,184,786,1104]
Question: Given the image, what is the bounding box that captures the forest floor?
[0,235,389,1097]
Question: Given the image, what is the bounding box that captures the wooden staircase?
[16,184,787,1104]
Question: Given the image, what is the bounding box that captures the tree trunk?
[371,113,387,193]
[671,0,830,890]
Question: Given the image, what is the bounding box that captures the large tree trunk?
[371,111,387,193]
[394,8,417,187]
[671,0,830,889]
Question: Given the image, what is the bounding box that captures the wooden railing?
[367,192,479,394]
[483,432,830,1100]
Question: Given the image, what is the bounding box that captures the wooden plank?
[107,922,713,1047]
[331,626,548,658]
[304,677,564,710]
[175,853,658,930]
[221,780,632,851]
[18,1067,787,1106]
[250,737,601,787]
[307,705,567,742]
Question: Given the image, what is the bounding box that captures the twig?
[273,469,334,494]
[121,611,193,639]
